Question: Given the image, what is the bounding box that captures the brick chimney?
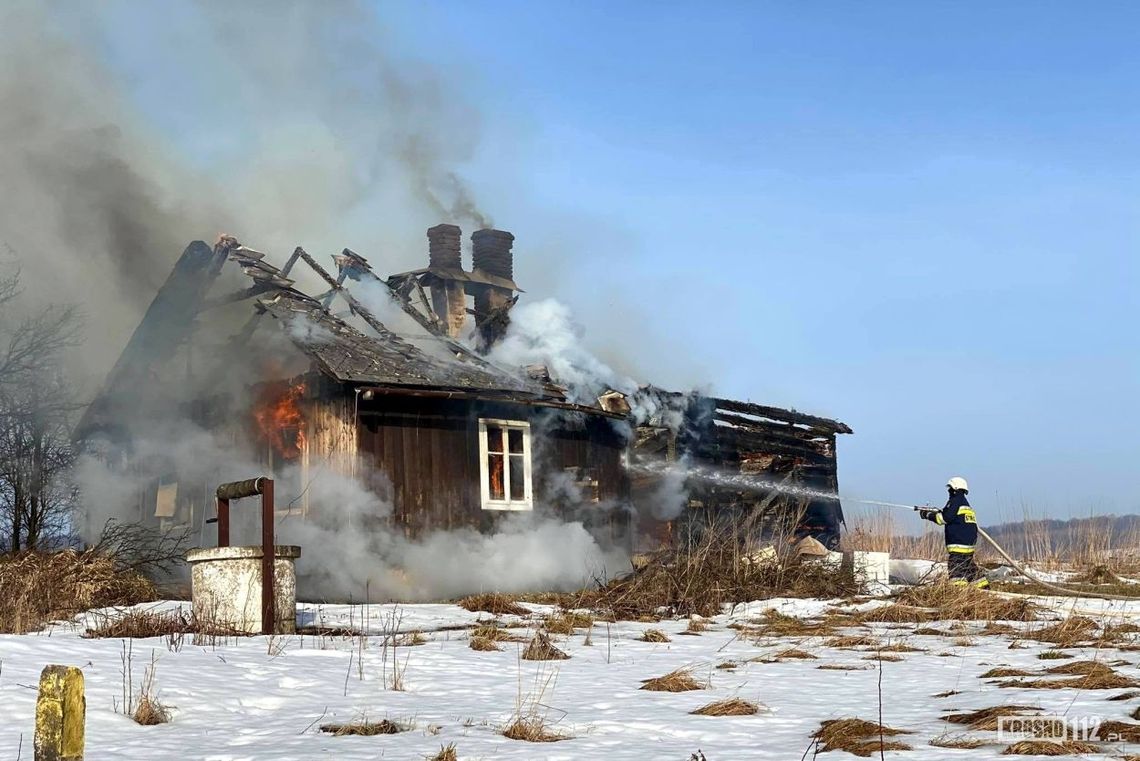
[471,229,516,349]
[426,224,466,337]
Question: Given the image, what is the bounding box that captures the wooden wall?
[348,393,630,541]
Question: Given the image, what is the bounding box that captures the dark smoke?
[0,0,493,386]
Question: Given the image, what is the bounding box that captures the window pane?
[508,428,524,454]
[509,454,525,500]
[488,453,505,500]
[487,426,504,453]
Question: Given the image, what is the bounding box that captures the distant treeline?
[980,514,1140,557]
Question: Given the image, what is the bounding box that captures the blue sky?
[84,1,1140,518]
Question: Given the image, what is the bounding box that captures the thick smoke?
[488,299,638,404]
[0,0,493,384]
[73,426,626,601]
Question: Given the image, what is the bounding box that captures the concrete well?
[186,545,301,634]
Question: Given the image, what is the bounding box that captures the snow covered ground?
[2,592,1139,760]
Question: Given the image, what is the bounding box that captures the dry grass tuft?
[426,743,458,761]
[1026,617,1100,646]
[133,693,171,725]
[640,667,705,692]
[502,716,568,742]
[998,670,1140,690]
[469,635,500,652]
[1037,650,1072,660]
[470,623,522,642]
[932,689,961,698]
[1041,659,1115,676]
[818,664,873,671]
[716,661,738,670]
[690,698,762,716]
[941,705,1044,731]
[543,611,594,635]
[856,604,937,624]
[85,609,198,639]
[1000,739,1100,755]
[1107,690,1140,701]
[929,735,988,749]
[638,628,671,643]
[864,654,903,662]
[1097,720,1140,743]
[521,631,569,661]
[0,550,156,634]
[825,634,879,649]
[812,718,912,757]
[681,617,709,635]
[894,583,1038,621]
[753,609,835,637]
[878,642,926,653]
[457,593,529,617]
[914,626,952,636]
[773,648,818,660]
[980,667,1036,678]
[574,518,858,619]
[320,719,408,736]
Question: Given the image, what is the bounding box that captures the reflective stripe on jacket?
[923,492,977,553]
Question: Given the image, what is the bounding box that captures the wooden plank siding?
[354,395,630,541]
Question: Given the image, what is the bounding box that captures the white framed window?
[478,419,533,510]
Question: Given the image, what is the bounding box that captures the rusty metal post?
[211,476,276,635]
[260,478,275,635]
[216,498,230,547]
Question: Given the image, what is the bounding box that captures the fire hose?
[856,499,1140,601]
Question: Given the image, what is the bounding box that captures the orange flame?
[254,381,306,460]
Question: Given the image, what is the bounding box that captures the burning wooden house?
[77,225,630,545]
[77,222,850,556]
[629,390,852,549]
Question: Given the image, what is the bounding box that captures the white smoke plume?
[74,424,628,601]
[488,298,637,404]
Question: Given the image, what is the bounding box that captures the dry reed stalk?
[690,698,762,716]
[0,550,155,634]
[818,664,873,671]
[426,743,458,761]
[639,668,704,692]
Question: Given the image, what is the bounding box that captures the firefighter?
[917,476,988,588]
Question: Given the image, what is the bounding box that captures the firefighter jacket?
[922,492,977,554]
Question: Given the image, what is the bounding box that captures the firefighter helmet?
[946,476,969,493]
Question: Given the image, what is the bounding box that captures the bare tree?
[0,268,83,551]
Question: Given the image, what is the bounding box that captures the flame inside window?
[253,381,306,460]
